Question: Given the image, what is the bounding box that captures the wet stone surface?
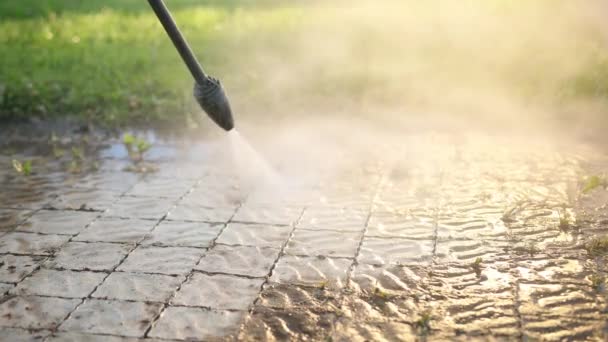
[1,128,608,340]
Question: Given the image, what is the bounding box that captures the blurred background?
[1,0,607,134]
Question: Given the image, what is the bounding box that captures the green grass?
[0,0,303,126]
[1,0,608,127]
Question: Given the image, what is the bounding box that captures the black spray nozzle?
[147,0,235,131]
[194,77,234,131]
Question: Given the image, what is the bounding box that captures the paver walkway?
[1,125,607,341]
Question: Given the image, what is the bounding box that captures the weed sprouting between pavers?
[582,175,607,194]
[558,208,574,231]
[415,309,433,335]
[122,133,156,173]
[12,159,32,176]
[585,237,608,257]
[471,257,483,278]
[590,273,606,292]
[372,287,397,301]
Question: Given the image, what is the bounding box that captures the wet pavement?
[1,123,608,341]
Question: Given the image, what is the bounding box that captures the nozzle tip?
[193,79,235,131]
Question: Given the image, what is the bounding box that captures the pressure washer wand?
[148,0,234,131]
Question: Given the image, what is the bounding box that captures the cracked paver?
[2,129,608,340]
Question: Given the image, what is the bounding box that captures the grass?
[0,0,303,126]
[1,0,608,126]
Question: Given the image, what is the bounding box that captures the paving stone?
[298,206,368,231]
[518,282,603,318]
[437,295,519,336]
[351,263,432,293]
[172,273,263,309]
[148,307,244,340]
[286,229,361,258]
[0,209,33,232]
[126,178,196,199]
[430,262,514,298]
[152,162,206,180]
[270,255,351,289]
[257,283,342,311]
[216,222,291,248]
[435,240,510,263]
[232,205,302,225]
[105,196,175,220]
[93,272,182,302]
[166,203,236,223]
[0,295,79,329]
[358,237,434,266]
[182,186,246,207]
[436,214,509,241]
[514,256,590,284]
[70,171,139,193]
[240,305,339,341]
[60,299,162,337]
[49,188,120,211]
[195,244,278,277]
[47,332,141,342]
[74,218,156,243]
[0,186,57,210]
[521,315,608,341]
[0,232,70,255]
[47,242,131,271]
[328,319,418,341]
[0,327,50,341]
[17,210,98,235]
[0,254,44,282]
[12,269,106,298]
[367,211,435,239]
[141,220,222,247]
[117,246,204,275]
[0,283,13,295]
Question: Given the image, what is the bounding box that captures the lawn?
[1,0,607,127]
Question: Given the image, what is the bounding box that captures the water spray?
[148,0,235,131]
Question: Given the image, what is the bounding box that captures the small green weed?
[590,274,606,292]
[471,257,483,277]
[71,147,84,161]
[558,209,573,231]
[582,175,607,194]
[123,133,151,163]
[415,310,432,334]
[585,237,608,257]
[514,241,539,256]
[12,159,32,176]
[373,287,396,301]
[68,147,85,173]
